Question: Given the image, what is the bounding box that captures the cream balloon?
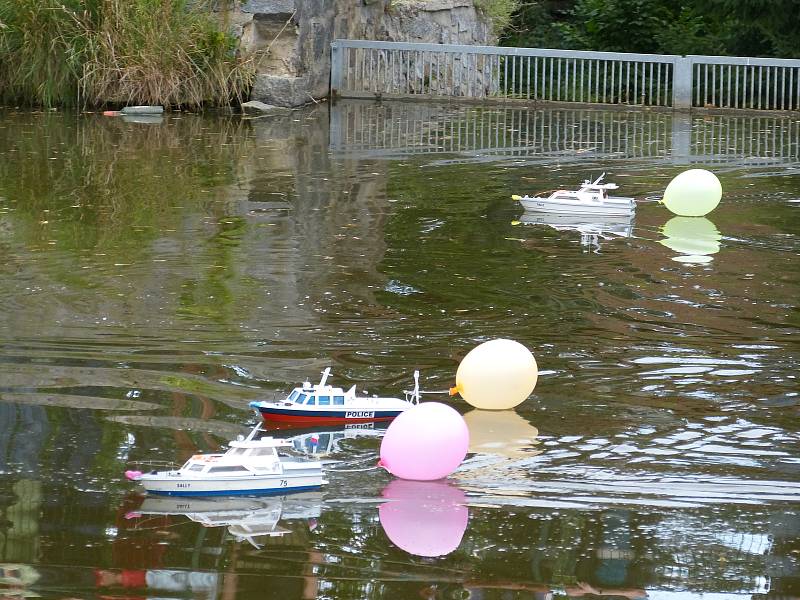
[662,169,722,217]
[659,216,721,264]
[463,409,540,459]
[451,339,538,410]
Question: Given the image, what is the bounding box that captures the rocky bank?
[225,0,495,107]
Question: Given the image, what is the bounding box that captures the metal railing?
[330,40,800,112]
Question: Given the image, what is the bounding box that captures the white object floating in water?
[120,105,164,115]
[126,422,325,496]
[513,173,636,217]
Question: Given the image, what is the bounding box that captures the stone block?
[252,74,314,107]
[241,0,295,14]
[241,100,291,113]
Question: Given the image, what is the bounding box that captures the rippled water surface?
[0,102,798,599]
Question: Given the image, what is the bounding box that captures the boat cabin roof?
[288,386,350,406]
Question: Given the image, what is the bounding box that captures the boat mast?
[319,367,331,388]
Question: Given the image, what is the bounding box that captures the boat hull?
[254,405,404,424]
[138,474,324,497]
[518,196,635,217]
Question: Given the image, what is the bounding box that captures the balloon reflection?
[659,216,721,264]
[378,479,468,557]
[463,409,539,459]
[126,492,322,549]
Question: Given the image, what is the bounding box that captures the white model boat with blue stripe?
[124,423,325,497]
[250,368,420,425]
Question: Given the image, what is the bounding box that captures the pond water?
[0,102,798,600]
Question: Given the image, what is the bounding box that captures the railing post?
[330,41,344,99]
[673,57,693,110]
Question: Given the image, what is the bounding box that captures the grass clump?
[0,0,253,109]
[473,0,520,35]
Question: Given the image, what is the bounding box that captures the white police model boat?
[250,368,420,425]
[124,423,325,496]
[513,174,635,217]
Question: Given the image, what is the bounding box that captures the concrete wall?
[227,0,495,107]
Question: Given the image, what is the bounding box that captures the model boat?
[250,368,420,425]
[513,173,635,217]
[124,423,325,496]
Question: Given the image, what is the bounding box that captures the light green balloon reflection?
[659,216,721,263]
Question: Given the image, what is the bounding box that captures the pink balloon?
[379,402,469,480]
[379,479,468,557]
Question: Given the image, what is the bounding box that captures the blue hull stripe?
[252,406,403,419]
[145,484,321,497]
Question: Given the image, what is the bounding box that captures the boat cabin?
[539,173,620,203]
[286,387,349,406]
[178,433,292,477]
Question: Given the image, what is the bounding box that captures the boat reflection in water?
[519,211,634,252]
[378,479,468,558]
[126,492,323,549]
[272,423,388,457]
[659,216,722,264]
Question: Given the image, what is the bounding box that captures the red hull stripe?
[254,407,402,424]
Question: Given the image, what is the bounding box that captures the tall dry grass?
[0,0,254,108]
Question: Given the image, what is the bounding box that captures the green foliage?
[500,1,571,48]
[556,0,721,55]
[502,0,799,58]
[474,0,521,35]
[0,0,254,108]
[697,0,800,57]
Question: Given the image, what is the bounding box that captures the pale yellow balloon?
[463,409,539,458]
[453,339,538,410]
[662,169,722,217]
[659,216,721,263]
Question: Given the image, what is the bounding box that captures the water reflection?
[330,101,800,170]
[463,409,539,458]
[277,423,386,457]
[0,103,798,598]
[378,479,468,557]
[518,211,634,252]
[658,216,722,264]
[127,491,322,549]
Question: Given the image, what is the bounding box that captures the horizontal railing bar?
[334,40,800,69]
[687,55,800,67]
[332,40,680,64]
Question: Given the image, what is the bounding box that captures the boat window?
[228,448,246,456]
[333,395,345,405]
[318,395,330,405]
[306,395,316,405]
[247,448,276,458]
[288,390,299,401]
[188,464,205,472]
[208,466,249,473]
[296,393,307,404]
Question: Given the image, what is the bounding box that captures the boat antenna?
[319,367,331,387]
[412,370,420,403]
[593,172,606,185]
